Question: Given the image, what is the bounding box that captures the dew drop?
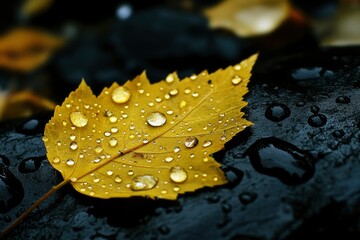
[147,112,167,127]
[166,74,175,83]
[245,137,314,185]
[52,156,60,164]
[231,75,242,85]
[106,170,114,176]
[70,134,76,141]
[173,186,180,192]
[114,175,122,183]
[130,175,158,191]
[70,177,77,182]
[70,112,88,127]
[111,127,119,133]
[112,86,131,104]
[169,166,188,183]
[234,64,241,70]
[169,89,178,96]
[190,74,197,80]
[174,147,180,153]
[66,159,75,166]
[109,137,118,147]
[70,142,78,150]
[192,92,199,98]
[42,136,48,142]
[166,110,174,115]
[95,146,103,154]
[179,100,187,108]
[161,190,168,194]
[128,170,134,176]
[308,114,327,127]
[265,103,291,122]
[184,136,198,148]
[203,140,212,148]
[165,156,174,163]
[104,131,111,137]
[184,88,191,94]
[109,115,118,123]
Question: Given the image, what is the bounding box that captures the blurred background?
[0,0,359,120]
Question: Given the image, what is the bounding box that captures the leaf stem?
[0,179,70,239]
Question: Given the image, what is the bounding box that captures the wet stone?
[246,137,315,185]
[0,155,10,166]
[265,103,291,122]
[0,165,24,213]
[332,130,345,138]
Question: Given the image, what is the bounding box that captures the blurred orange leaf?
[0,28,64,72]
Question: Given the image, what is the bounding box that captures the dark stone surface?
[0,48,360,239]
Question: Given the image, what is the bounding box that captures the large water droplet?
[184,136,198,148]
[223,166,244,188]
[18,157,43,173]
[308,114,327,127]
[70,112,88,127]
[265,103,291,122]
[246,137,314,185]
[169,166,188,183]
[147,111,167,127]
[130,175,158,191]
[15,112,52,135]
[70,142,78,150]
[0,165,24,213]
[66,159,75,166]
[112,86,131,104]
[203,140,212,148]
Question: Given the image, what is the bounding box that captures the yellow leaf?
[43,54,257,200]
[20,0,54,18]
[204,0,290,37]
[0,28,64,72]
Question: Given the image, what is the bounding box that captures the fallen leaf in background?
[0,28,64,72]
[43,54,257,200]
[314,2,360,46]
[204,0,290,37]
[0,90,56,120]
[20,0,54,19]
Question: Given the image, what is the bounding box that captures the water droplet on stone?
[184,136,198,148]
[296,101,305,107]
[245,137,315,185]
[18,157,43,173]
[112,86,131,104]
[66,159,75,166]
[203,140,212,148]
[310,105,320,114]
[158,225,170,235]
[265,103,291,122]
[70,112,88,127]
[239,192,258,205]
[332,130,345,138]
[169,166,188,183]
[231,75,242,85]
[130,175,158,191]
[308,114,327,127]
[70,142,78,150]
[147,112,167,127]
[0,165,24,213]
[336,96,350,104]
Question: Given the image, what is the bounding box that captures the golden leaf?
[204,0,290,37]
[20,0,54,18]
[0,28,64,72]
[42,54,257,200]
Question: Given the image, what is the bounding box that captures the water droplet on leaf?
[66,159,75,166]
[112,86,131,104]
[130,175,158,191]
[203,140,212,148]
[169,166,188,183]
[70,112,88,127]
[231,75,242,85]
[147,112,167,127]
